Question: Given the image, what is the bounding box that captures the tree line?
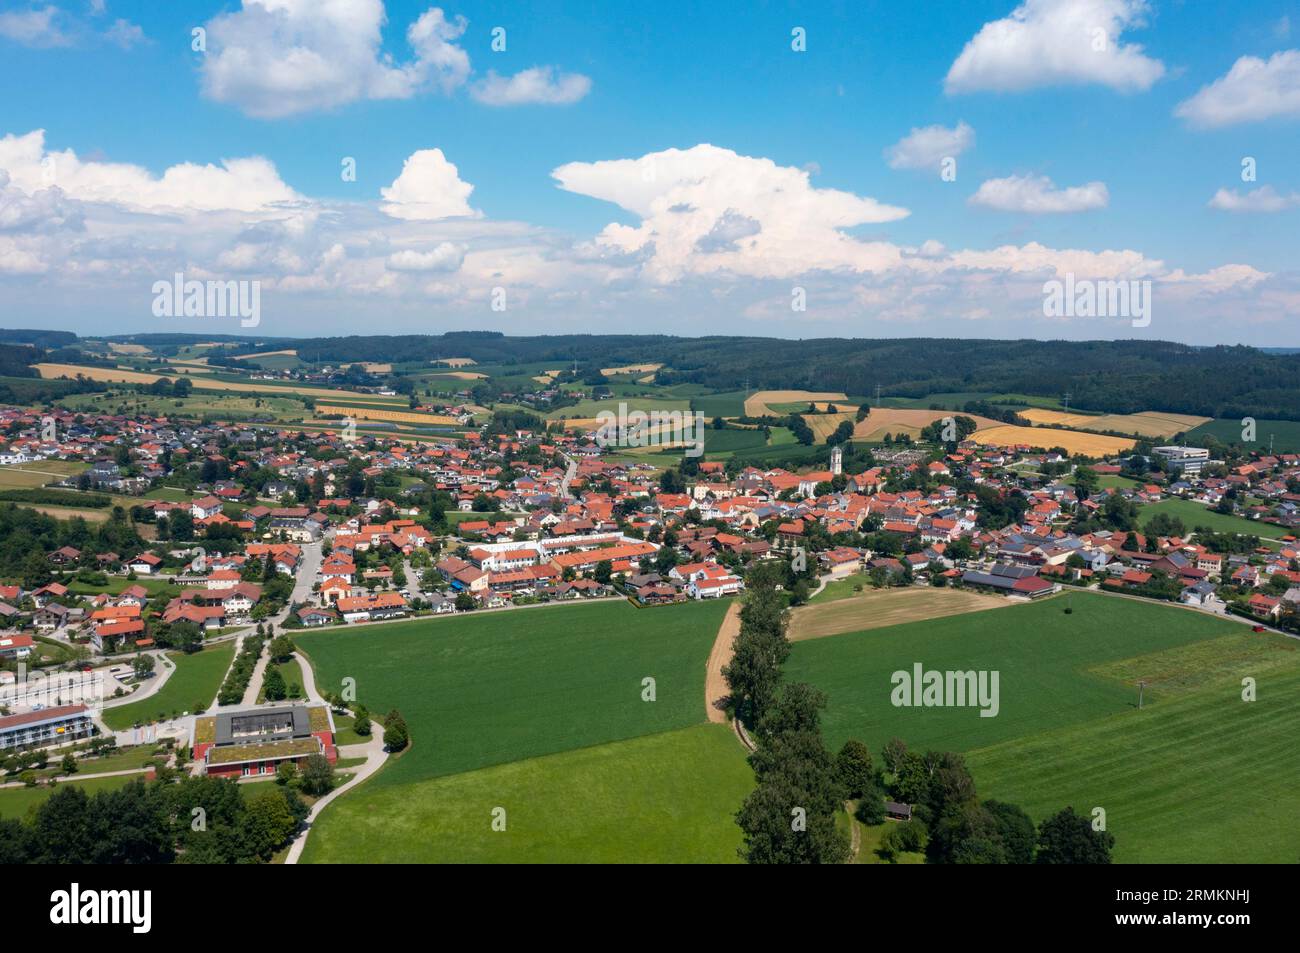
[722,565,1114,864]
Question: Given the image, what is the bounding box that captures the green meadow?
[297,599,743,863]
[786,591,1300,862]
[301,724,752,864]
[296,599,730,785]
[101,643,236,731]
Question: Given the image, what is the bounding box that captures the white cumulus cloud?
[199,1,470,119]
[969,173,1108,213]
[885,121,975,171]
[379,149,478,221]
[1207,185,1300,213]
[386,243,466,272]
[551,144,910,281]
[0,129,300,212]
[471,66,592,105]
[1175,50,1300,128]
[946,0,1165,94]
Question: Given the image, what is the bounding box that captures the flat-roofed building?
[1152,446,1210,476]
[192,704,336,777]
[0,704,93,750]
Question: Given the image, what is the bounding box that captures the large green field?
[101,643,235,730]
[56,389,308,422]
[785,593,1241,754]
[301,724,752,863]
[1187,417,1300,453]
[297,599,743,863]
[969,655,1300,863]
[690,390,750,418]
[1139,497,1290,542]
[296,599,729,785]
[786,592,1300,862]
[544,396,690,421]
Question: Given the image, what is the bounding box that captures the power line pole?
[1062,391,1071,415]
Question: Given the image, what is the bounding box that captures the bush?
[855,793,886,826]
[383,710,409,751]
[351,705,371,737]
[299,754,335,796]
[883,819,928,855]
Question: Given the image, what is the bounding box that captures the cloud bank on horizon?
[0,0,1298,344]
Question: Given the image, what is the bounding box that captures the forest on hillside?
[7,329,1300,420]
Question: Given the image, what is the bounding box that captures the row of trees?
[724,562,1114,864]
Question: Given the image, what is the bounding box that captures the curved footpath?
[283,717,386,865]
[98,649,174,712]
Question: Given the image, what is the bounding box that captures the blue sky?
[2,0,1299,343]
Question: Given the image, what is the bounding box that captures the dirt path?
[705,602,741,724]
[846,801,861,861]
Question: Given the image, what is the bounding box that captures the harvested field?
[434,357,477,367]
[108,343,149,354]
[788,586,1006,642]
[557,417,602,431]
[231,348,297,360]
[744,389,848,417]
[804,411,858,443]
[602,363,663,376]
[36,363,161,384]
[316,405,460,426]
[854,407,1001,441]
[971,424,1135,455]
[1020,408,1211,438]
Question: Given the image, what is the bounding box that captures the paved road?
[0,766,151,790]
[98,650,174,712]
[283,720,387,864]
[559,452,578,498]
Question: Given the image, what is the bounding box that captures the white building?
[1153,446,1210,476]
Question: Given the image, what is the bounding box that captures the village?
[2,403,1298,694]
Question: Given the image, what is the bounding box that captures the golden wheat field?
[601,363,663,376]
[971,424,1135,455]
[853,407,1002,441]
[231,348,297,360]
[743,389,849,417]
[1019,408,1211,438]
[36,363,163,384]
[315,405,460,426]
[803,412,859,443]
